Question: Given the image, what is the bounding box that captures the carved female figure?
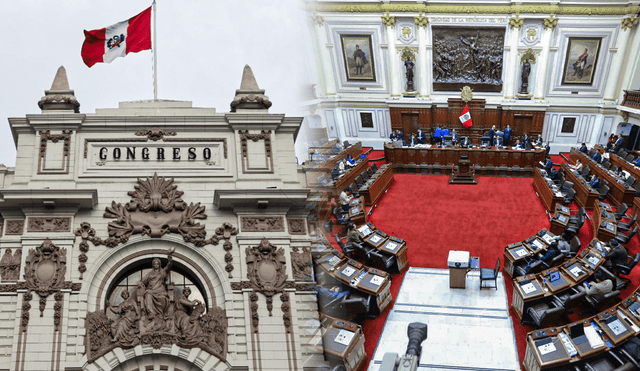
[137,251,173,320]
[106,290,140,347]
[174,287,208,346]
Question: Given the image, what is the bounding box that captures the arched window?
[105,257,207,315]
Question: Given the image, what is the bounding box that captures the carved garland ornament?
[135,127,177,141]
[287,219,307,235]
[241,216,284,232]
[40,130,72,159]
[216,222,238,278]
[622,16,639,32]
[239,130,272,158]
[5,220,25,235]
[245,238,287,316]
[414,14,429,28]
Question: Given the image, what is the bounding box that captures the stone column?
[415,14,430,98]
[533,18,556,100]
[504,16,523,100]
[603,16,638,101]
[312,14,336,96]
[382,13,402,97]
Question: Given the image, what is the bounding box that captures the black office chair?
[361,170,369,182]
[354,176,363,188]
[563,188,576,205]
[550,287,586,312]
[371,163,379,173]
[581,164,591,177]
[334,234,353,258]
[523,301,566,329]
[368,250,396,272]
[626,175,636,186]
[614,203,630,220]
[343,141,350,148]
[480,258,500,290]
[580,287,621,315]
[583,351,636,371]
[612,253,640,279]
[366,167,373,178]
[614,225,638,245]
[342,292,372,317]
[617,215,637,231]
[565,236,581,258]
[602,160,611,170]
[598,185,610,201]
[349,182,360,196]
[351,242,373,263]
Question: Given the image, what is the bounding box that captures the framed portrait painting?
[561,37,601,85]
[340,34,376,82]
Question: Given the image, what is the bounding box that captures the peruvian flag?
[81,6,152,68]
[459,104,473,128]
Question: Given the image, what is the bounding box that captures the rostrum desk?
[384,144,545,175]
[570,149,636,206]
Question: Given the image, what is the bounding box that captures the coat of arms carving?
[245,238,287,315]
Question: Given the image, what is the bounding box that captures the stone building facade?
[0,65,322,370]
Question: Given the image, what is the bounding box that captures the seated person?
[314,274,349,303]
[543,156,553,173]
[338,158,346,173]
[533,134,543,146]
[614,135,624,151]
[579,143,588,154]
[589,174,600,189]
[416,128,426,145]
[345,154,357,168]
[579,270,613,302]
[513,139,524,150]
[592,149,602,163]
[604,239,628,270]
[634,157,640,167]
[552,232,572,254]
[451,129,458,145]
[569,158,583,172]
[460,136,471,148]
[524,241,561,272]
[548,167,559,181]
[340,187,353,211]
[407,133,419,147]
[522,133,531,147]
[395,129,404,141]
[602,150,610,162]
[389,131,398,141]
[612,165,624,178]
[493,134,503,147]
[346,222,362,246]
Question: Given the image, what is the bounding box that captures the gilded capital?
[414,15,429,28]
[509,15,524,30]
[543,15,558,31]
[520,48,537,64]
[621,16,639,31]
[311,13,325,27]
[400,47,416,61]
[381,12,396,28]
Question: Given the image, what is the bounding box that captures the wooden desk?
[329,159,369,198]
[503,229,555,277]
[632,197,640,231]
[570,149,636,206]
[593,201,617,243]
[550,204,572,236]
[384,144,545,175]
[607,151,640,184]
[533,168,564,212]
[348,197,367,226]
[359,223,409,272]
[320,314,367,371]
[304,142,363,187]
[512,241,606,320]
[359,164,394,206]
[523,288,640,371]
[562,163,599,211]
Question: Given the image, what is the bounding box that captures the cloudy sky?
[0,0,313,167]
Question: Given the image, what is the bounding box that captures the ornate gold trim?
[399,47,417,60]
[543,15,559,31]
[510,15,524,30]
[414,14,429,28]
[381,12,395,28]
[521,48,537,64]
[314,4,640,16]
[622,16,639,31]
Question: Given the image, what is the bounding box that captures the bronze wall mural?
[84,249,228,363]
[432,27,505,92]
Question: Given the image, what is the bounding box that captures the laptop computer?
[569,323,588,345]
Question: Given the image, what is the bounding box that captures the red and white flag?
[459,104,473,128]
[81,6,152,68]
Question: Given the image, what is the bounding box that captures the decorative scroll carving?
[101,173,216,247]
[281,293,291,333]
[39,130,72,174]
[27,217,71,233]
[287,219,307,235]
[509,15,524,30]
[230,95,272,112]
[245,238,287,316]
[543,15,558,31]
[84,256,229,363]
[0,248,21,282]
[135,127,177,141]
[432,27,504,92]
[231,281,314,292]
[24,239,67,317]
[622,16,639,31]
[291,247,312,282]
[5,220,25,235]
[381,12,395,28]
[216,223,238,278]
[238,130,273,174]
[21,291,32,332]
[249,291,259,333]
[241,216,284,232]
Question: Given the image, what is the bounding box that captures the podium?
[450,156,477,184]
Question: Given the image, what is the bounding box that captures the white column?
[314,22,337,96]
[603,28,632,101]
[504,25,520,99]
[385,23,402,97]
[417,24,429,97]
[533,27,553,100]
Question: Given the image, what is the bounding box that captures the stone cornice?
[213,189,310,210]
[313,3,640,16]
[0,189,98,210]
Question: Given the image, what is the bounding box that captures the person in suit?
[514,140,523,149]
[489,125,496,146]
[346,222,362,246]
[345,153,356,168]
[589,174,600,189]
[451,129,458,145]
[524,241,561,272]
[494,134,503,147]
[548,167,559,180]
[461,136,471,148]
[544,142,551,157]
[604,239,628,270]
[416,128,426,145]
[614,135,624,151]
[395,130,404,141]
[503,125,512,146]
[592,149,602,163]
[522,133,531,147]
[434,126,442,144]
[533,134,543,146]
[544,157,554,173]
[314,274,349,302]
[389,131,398,141]
[579,143,588,154]
[408,133,419,147]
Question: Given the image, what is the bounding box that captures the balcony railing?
[622,90,640,109]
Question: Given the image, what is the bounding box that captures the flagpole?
[153,0,158,100]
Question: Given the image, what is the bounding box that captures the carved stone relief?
[239,130,274,174]
[290,247,312,282]
[135,127,177,141]
[241,216,284,232]
[245,238,287,315]
[83,253,229,363]
[432,27,505,92]
[287,218,307,235]
[74,222,95,279]
[0,248,21,281]
[5,220,24,235]
[27,217,71,233]
[38,130,72,174]
[216,223,238,278]
[24,239,67,316]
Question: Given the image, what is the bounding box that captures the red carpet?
[331,173,640,368]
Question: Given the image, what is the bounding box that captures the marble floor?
[368,267,521,371]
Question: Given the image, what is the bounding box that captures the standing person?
[503,125,512,146]
[416,128,426,145]
[353,44,367,75]
[522,133,531,148]
[489,125,496,147]
[340,187,353,211]
[573,48,589,79]
[451,129,458,145]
